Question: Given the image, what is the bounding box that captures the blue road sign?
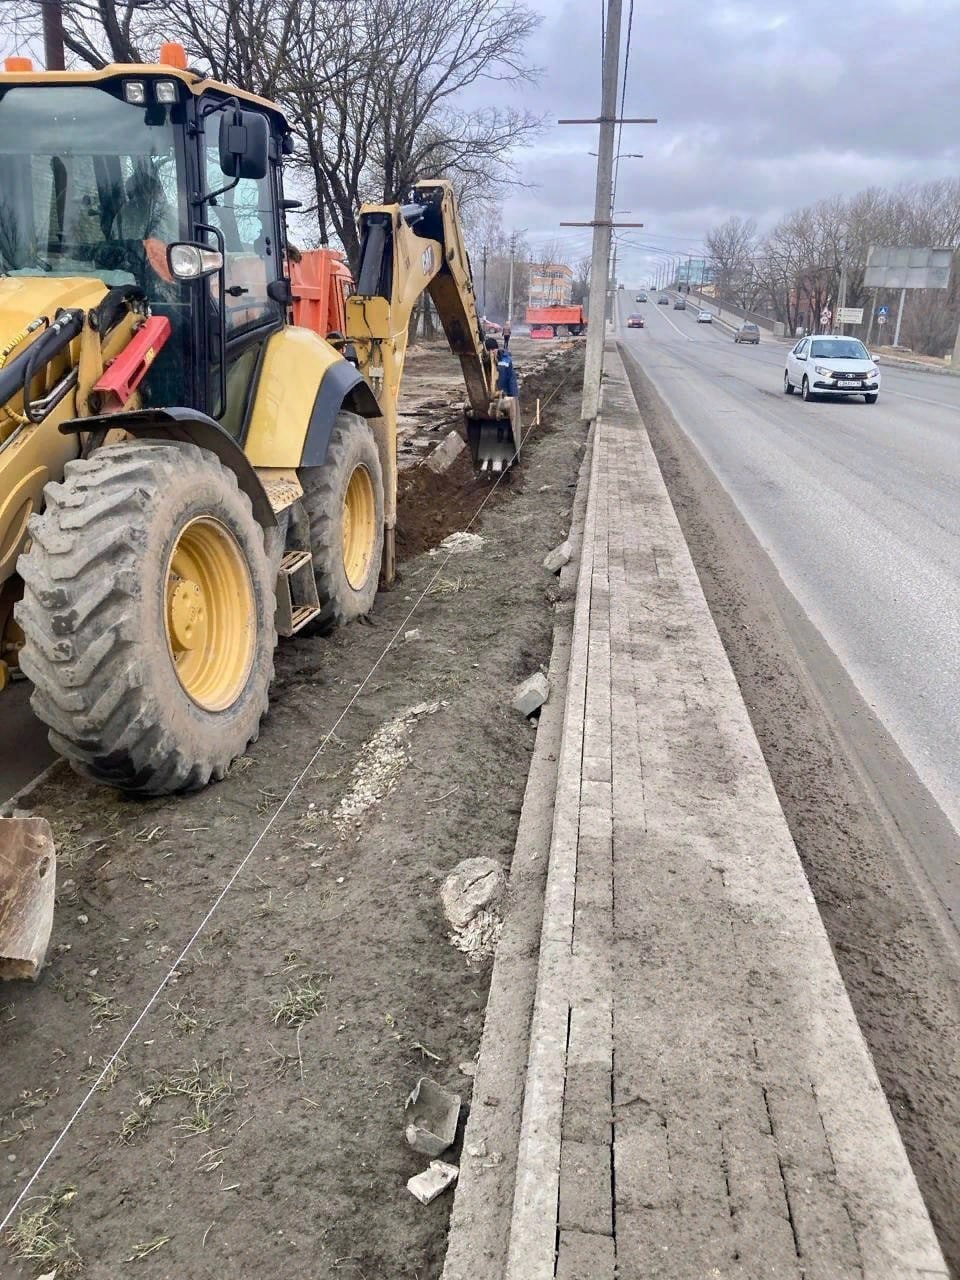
[878,305,889,316]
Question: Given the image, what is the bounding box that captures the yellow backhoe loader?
[0,45,520,976]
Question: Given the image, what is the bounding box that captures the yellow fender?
[243,326,379,471]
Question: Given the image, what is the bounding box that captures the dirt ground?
[0,340,586,1280]
[622,349,960,1275]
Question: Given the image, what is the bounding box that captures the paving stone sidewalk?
[498,352,947,1279]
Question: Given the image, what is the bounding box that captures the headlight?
[868,366,879,376]
[123,80,147,105]
[814,365,832,376]
[155,80,179,104]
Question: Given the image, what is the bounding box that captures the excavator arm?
[345,181,521,576]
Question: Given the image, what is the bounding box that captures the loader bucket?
[0,817,56,980]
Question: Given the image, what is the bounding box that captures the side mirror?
[168,242,224,280]
[219,108,269,181]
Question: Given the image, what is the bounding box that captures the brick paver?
[502,351,948,1279]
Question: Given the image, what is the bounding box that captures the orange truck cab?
[290,248,353,335]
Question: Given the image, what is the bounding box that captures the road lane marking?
[649,305,694,342]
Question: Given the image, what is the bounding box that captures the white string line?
[0,367,575,1235]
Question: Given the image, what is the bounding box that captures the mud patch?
[0,351,585,1279]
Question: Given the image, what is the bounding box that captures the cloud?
[494,0,960,278]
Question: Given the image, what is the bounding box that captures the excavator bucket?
[467,400,522,475]
[0,817,56,980]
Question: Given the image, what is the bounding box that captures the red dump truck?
[525,304,587,338]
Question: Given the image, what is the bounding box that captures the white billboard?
[864,246,952,290]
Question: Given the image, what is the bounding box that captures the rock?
[404,1077,462,1157]
[431,530,483,555]
[441,857,507,930]
[513,672,549,718]
[542,539,572,574]
[404,629,422,642]
[424,430,467,474]
[407,1160,459,1204]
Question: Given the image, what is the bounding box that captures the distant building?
[528,262,573,307]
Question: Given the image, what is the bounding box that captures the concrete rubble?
[512,673,549,718]
[408,1160,459,1205]
[424,430,467,474]
[441,857,508,961]
[542,540,572,575]
[404,1076,462,1157]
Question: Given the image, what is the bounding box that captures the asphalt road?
[620,291,960,870]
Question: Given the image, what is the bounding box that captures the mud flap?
[466,399,522,474]
[0,817,56,980]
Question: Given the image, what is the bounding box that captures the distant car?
[482,319,502,335]
[673,298,686,310]
[657,295,669,305]
[696,310,712,323]
[627,313,645,328]
[784,335,881,403]
[734,322,760,344]
[635,293,648,302]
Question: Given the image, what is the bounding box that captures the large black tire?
[16,442,276,795]
[299,412,384,632]
[864,393,878,404]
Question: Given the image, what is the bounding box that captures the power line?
[611,0,636,212]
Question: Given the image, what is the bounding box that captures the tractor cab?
[0,48,291,432]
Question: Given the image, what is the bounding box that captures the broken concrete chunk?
[431,530,484,555]
[407,1160,459,1204]
[404,1077,462,1156]
[542,539,572,575]
[513,672,549,718]
[424,430,467,474]
[441,858,507,931]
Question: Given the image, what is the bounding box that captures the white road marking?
[649,304,695,342]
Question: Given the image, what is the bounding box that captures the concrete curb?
[441,425,595,1280]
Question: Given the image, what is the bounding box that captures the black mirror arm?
[193,173,240,207]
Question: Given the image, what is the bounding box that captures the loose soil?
[0,342,586,1280]
[622,347,960,1276]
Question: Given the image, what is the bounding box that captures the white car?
[696,310,712,323]
[784,335,881,403]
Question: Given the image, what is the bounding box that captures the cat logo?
[421,247,435,276]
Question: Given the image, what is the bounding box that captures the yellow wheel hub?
[165,517,255,712]
[342,464,377,591]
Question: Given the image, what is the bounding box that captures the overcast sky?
[503,0,960,283]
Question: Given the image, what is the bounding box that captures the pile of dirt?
[396,342,582,558]
[0,347,585,1280]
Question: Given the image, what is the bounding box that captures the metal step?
[275,546,322,637]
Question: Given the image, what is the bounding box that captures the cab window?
[201,128,281,338]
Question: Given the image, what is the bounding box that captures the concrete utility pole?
[41,0,66,70]
[952,313,960,369]
[581,0,623,421]
[893,287,908,347]
[507,232,517,325]
[837,249,848,335]
[481,245,488,318]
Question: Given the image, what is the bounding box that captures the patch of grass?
[165,998,200,1035]
[125,1235,170,1261]
[80,1052,127,1091]
[5,1187,81,1275]
[119,1060,237,1143]
[87,991,125,1029]
[271,976,328,1028]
